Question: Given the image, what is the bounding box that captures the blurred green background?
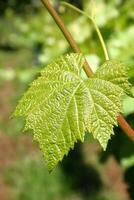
[0,0,134,200]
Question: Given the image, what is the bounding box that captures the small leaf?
[86,60,131,149]
[93,60,131,95]
[14,54,131,170]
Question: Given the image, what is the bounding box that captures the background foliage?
[0,0,134,200]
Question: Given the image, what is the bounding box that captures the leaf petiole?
[61,2,110,61]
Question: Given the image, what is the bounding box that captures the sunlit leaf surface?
[14,54,130,171]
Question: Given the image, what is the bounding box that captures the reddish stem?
[117,114,134,141]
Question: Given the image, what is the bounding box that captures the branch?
[41,0,93,77]
[41,0,134,141]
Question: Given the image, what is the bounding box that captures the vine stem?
[41,0,134,141]
[41,0,93,77]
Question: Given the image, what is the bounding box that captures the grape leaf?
[14,54,91,171]
[14,53,130,171]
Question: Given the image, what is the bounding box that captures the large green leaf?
[14,53,130,171]
[14,54,91,170]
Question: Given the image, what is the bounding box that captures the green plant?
[14,0,134,171]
